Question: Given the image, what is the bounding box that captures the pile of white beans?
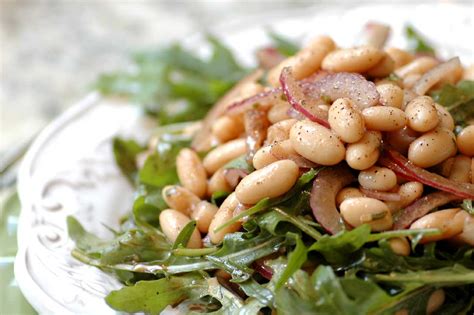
[154,32,474,262]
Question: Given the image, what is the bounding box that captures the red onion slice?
[393,191,461,229]
[270,141,319,169]
[301,71,380,110]
[192,70,263,152]
[279,67,330,128]
[380,150,474,199]
[412,57,461,95]
[227,87,283,116]
[256,47,286,70]
[310,164,355,234]
[244,109,269,162]
[361,22,391,49]
[359,187,401,202]
[224,168,249,188]
[252,259,273,280]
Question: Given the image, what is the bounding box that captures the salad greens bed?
[68,27,474,314]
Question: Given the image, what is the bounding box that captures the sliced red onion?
[244,109,268,162]
[359,187,401,202]
[252,260,273,280]
[361,22,391,49]
[224,168,249,188]
[270,141,318,169]
[310,164,355,234]
[192,70,263,152]
[279,67,330,128]
[380,150,474,199]
[287,106,306,120]
[227,88,283,116]
[412,57,461,95]
[301,71,380,110]
[393,191,461,229]
[256,47,286,69]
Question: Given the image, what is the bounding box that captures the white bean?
[463,64,474,80]
[207,168,232,197]
[268,36,336,86]
[346,131,382,170]
[366,53,395,77]
[322,46,384,73]
[159,209,202,248]
[451,212,474,245]
[208,193,242,244]
[408,127,457,168]
[176,148,208,198]
[388,237,410,256]
[191,201,218,233]
[267,102,291,124]
[434,103,455,130]
[385,47,415,68]
[410,208,466,243]
[362,106,407,131]
[203,138,247,174]
[456,125,474,156]
[426,289,445,314]
[405,96,439,132]
[358,166,397,191]
[449,155,471,183]
[290,120,345,165]
[162,185,200,216]
[395,56,439,78]
[211,115,244,142]
[385,181,423,213]
[253,145,278,169]
[235,160,299,204]
[340,197,393,231]
[377,83,404,108]
[336,187,365,206]
[328,98,365,143]
[266,119,297,143]
[385,126,419,155]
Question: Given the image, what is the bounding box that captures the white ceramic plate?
[15,4,473,314]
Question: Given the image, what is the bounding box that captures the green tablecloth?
[0,191,36,315]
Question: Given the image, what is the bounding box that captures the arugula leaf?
[138,134,190,187]
[275,235,307,290]
[462,199,474,214]
[105,275,243,314]
[172,220,197,249]
[405,25,435,54]
[357,240,474,274]
[431,80,474,126]
[267,31,299,56]
[68,216,171,265]
[96,37,247,124]
[112,137,144,183]
[223,155,254,172]
[308,225,371,265]
[216,168,320,232]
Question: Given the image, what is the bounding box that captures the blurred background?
[0,1,472,314]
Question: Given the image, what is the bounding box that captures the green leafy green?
[275,235,307,290]
[172,220,197,249]
[462,199,474,215]
[405,25,435,54]
[68,216,171,265]
[96,37,247,124]
[105,275,243,314]
[431,80,474,126]
[215,168,320,232]
[112,137,144,183]
[267,31,299,56]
